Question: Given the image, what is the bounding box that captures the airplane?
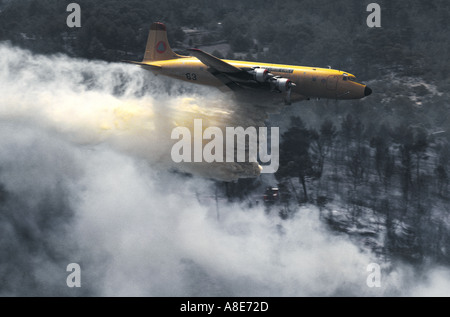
[124,22,372,105]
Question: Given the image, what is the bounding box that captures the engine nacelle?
[250,68,272,83]
[274,77,294,92]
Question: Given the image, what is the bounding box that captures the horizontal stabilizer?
[122,60,162,70]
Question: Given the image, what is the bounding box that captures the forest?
[1,0,450,82]
[1,0,449,268]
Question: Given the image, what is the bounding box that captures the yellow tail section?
[143,22,185,62]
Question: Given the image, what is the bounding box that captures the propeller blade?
[285,82,296,105]
[285,86,292,105]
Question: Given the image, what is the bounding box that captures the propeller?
[285,85,292,105]
[285,81,296,105]
[249,72,297,105]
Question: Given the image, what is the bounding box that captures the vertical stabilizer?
[143,22,185,62]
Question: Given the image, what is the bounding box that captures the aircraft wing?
[187,49,255,91]
[188,49,242,74]
[189,49,303,104]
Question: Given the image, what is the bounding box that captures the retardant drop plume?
[0,43,449,296]
[0,43,274,181]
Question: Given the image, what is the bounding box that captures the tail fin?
[142,22,185,62]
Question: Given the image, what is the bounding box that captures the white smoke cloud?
[0,43,268,181]
[0,43,448,297]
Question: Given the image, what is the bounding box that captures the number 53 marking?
[185,73,197,80]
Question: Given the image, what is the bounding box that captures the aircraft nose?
[364,86,372,96]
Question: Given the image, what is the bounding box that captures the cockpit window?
[343,73,356,82]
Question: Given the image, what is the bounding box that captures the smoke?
[0,43,272,181]
[0,43,449,297]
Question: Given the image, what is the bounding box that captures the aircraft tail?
[142,22,185,62]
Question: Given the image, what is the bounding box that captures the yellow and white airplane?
[125,22,372,105]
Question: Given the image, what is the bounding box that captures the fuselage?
[145,56,371,101]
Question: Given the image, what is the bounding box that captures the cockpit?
[342,73,356,82]
[342,72,372,97]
